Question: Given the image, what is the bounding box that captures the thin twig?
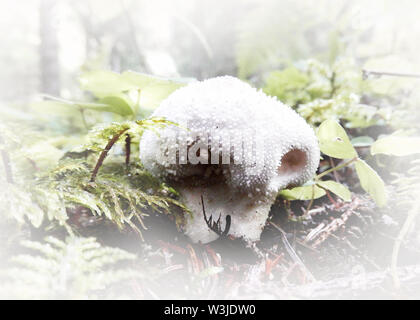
[317,157,358,180]
[276,263,420,299]
[391,202,420,291]
[329,158,340,182]
[316,184,338,208]
[303,185,315,217]
[307,198,361,248]
[90,128,129,182]
[270,222,316,282]
[125,133,131,168]
[362,69,420,80]
[329,71,336,98]
[25,156,39,171]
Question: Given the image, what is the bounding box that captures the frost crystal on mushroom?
[140,76,320,244]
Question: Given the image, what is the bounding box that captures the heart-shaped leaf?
[354,159,387,207]
[279,185,326,200]
[317,180,351,201]
[121,71,188,110]
[98,95,134,116]
[371,136,420,156]
[317,119,357,159]
[79,70,137,98]
[79,70,189,112]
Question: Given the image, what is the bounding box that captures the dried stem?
[362,69,420,80]
[317,157,358,180]
[90,128,129,182]
[270,222,316,282]
[303,185,315,217]
[329,158,340,182]
[391,202,420,291]
[125,133,131,168]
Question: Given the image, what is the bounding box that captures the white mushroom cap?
[140,76,319,243]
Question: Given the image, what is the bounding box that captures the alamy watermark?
[154,124,276,176]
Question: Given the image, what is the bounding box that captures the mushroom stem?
[178,183,274,244]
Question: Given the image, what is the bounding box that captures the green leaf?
[32,101,79,116]
[317,180,351,202]
[22,140,65,171]
[1,236,142,299]
[351,136,374,147]
[371,136,420,156]
[263,67,310,106]
[317,119,357,159]
[354,159,387,207]
[279,185,326,200]
[98,96,134,116]
[32,99,134,117]
[79,70,188,112]
[79,70,137,98]
[121,71,187,110]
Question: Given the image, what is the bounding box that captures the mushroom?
[140,76,320,244]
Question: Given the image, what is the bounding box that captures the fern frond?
[0,236,144,299]
[1,118,186,237]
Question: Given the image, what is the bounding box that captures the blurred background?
[1,0,419,104]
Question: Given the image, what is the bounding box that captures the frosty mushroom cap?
[140,76,320,243]
[140,76,319,196]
